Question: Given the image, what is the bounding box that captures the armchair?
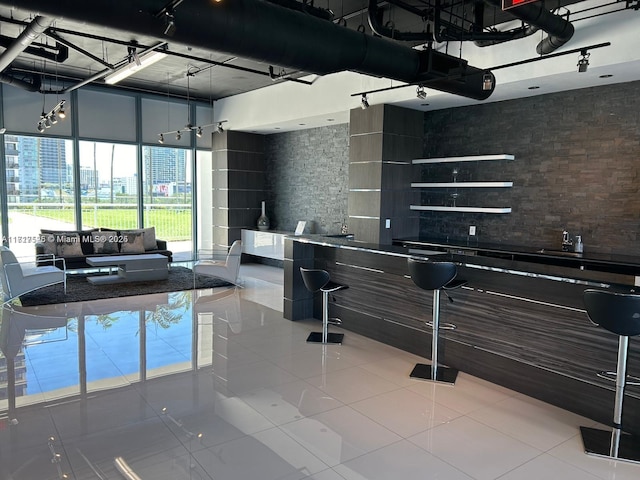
[193,240,242,287]
[0,246,66,304]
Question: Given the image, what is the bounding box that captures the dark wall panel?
[419,80,640,255]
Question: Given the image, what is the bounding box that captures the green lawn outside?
[13,206,192,241]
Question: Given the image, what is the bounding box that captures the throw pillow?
[141,227,157,251]
[56,233,83,257]
[121,228,157,251]
[120,232,145,253]
[92,231,119,254]
[39,232,57,256]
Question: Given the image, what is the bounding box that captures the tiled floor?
[1,264,638,479]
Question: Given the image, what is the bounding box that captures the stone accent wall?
[264,124,349,234]
[419,80,640,255]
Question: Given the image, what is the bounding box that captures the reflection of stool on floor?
[300,268,348,344]
[580,289,640,463]
[408,258,466,385]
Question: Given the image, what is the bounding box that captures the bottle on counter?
[574,235,584,253]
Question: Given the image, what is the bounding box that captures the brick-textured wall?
[265,124,349,234]
[419,80,640,255]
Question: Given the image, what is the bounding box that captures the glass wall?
[78,141,139,230]
[3,135,75,258]
[0,84,214,262]
[142,146,193,261]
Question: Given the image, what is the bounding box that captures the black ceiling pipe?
[0,72,41,92]
[0,0,494,100]
[483,0,574,54]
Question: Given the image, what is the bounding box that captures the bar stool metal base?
[410,363,458,385]
[306,331,344,344]
[580,426,640,464]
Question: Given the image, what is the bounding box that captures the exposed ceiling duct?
[0,14,52,91]
[480,0,575,54]
[0,0,494,100]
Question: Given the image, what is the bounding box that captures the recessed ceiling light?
[421,103,429,106]
[299,123,305,126]
[274,127,281,130]
[327,118,334,122]
[599,74,613,78]
[528,86,540,90]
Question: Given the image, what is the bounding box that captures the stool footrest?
[328,318,342,325]
[424,321,457,331]
[597,371,640,385]
[580,426,640,464]
[410,363,458,385]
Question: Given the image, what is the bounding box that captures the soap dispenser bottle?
[574,235,584,253]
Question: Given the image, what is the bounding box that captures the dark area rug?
[19,266,231,307]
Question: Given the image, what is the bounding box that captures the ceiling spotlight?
[416,85,427,100]
[577,50,590,73]
[176,131,182,141]
[158,133,165,144]
[0,127,6,134]
[482,73,494,91]
[50,113,58,124]
[58,107,66,119]
[361,94,369,109]
[216,122,224,133]
[196,126,203,138]
[163,10,176,36]
[44,116,52,128]
[37,122,45,133]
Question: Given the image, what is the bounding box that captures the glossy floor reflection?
[1,264,638,480]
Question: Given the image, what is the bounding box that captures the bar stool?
[408,257,466,385]
[580,289,640,463]
[300,268,348,344]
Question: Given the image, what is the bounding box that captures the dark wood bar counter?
[284,235,640,435]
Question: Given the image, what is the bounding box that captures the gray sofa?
[35,226,172,269]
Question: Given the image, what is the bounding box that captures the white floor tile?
[335,440,474,480]
[469,394,591,451]
[409,416,542,480]
[350,388,462,438]
[280,406,402,467]
[306,365,400,404]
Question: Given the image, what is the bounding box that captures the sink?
[537,249,583,258]
[324,234,354,240]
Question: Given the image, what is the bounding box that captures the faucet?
[562,230,573,251]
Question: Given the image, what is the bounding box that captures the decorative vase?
[257,201,270,231]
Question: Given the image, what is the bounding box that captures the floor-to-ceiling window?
[3,135,75,258]
[78,141,138,230]
[142,146,193,261]
[1,84,213,262]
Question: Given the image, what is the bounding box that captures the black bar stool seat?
[300,268,348,344]
[580,289,640,464]
[408,257,465,385]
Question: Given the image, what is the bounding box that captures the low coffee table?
[86,254,169,284]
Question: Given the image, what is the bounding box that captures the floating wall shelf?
[412,154,515,164]
[410,206,512,214]
[411,154,515,214]
[411,181,513,188]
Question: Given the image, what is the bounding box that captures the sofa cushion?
[92,230,119,254]
[120,232,145,253]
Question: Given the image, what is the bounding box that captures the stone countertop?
[287,234,640,288]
